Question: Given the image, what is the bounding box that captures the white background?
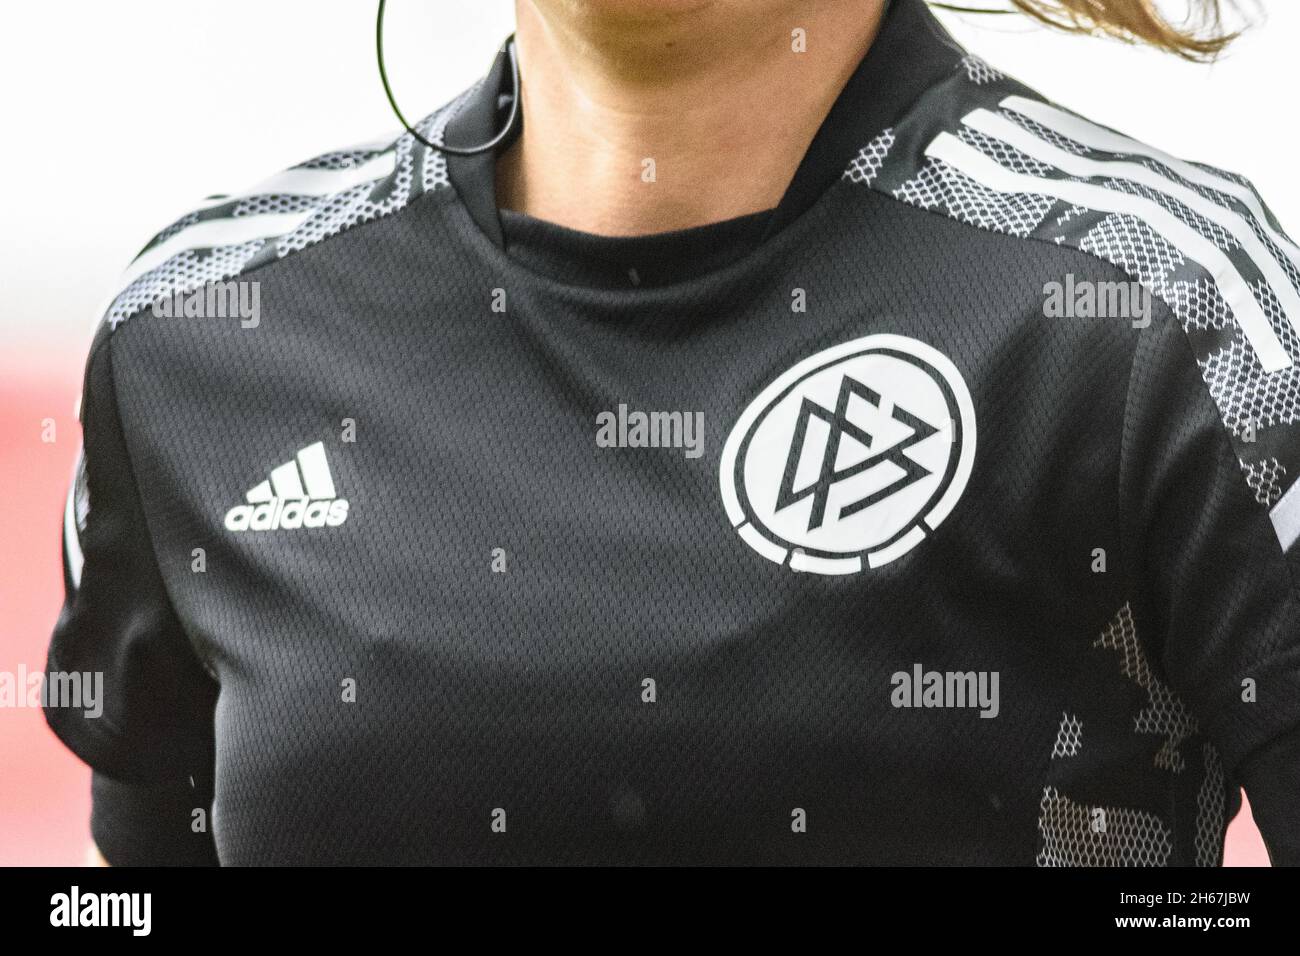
[1,0,1297,358]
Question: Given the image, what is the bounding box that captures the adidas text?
[224,441,349,532]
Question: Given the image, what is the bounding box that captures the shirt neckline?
[498,208,773,290]
[442,0,964,285]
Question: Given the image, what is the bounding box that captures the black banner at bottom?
[0,865,1290,941]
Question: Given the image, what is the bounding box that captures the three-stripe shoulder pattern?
[99,88,477,332]
[846,56,1300,553]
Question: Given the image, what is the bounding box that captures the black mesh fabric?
[66,186,1186,864]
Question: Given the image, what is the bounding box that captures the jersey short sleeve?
[1119,185,1300,860]
[44,320,220,864]
[1122,315,1300,761]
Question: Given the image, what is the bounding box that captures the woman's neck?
[497,0,887,237]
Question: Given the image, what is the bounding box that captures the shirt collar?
[444,0,965,248]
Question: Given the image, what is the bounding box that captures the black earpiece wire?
[376,1,521,156]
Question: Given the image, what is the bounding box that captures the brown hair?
[936,1,1242,60]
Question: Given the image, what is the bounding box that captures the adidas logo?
[223,441,349,532]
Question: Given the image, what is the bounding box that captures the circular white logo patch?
[719,334,976,574]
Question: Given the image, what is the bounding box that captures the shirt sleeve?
[90,771,219,867]
[44,320,219,865]
[1121,301,1300,864]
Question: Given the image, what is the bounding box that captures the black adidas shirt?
[46,0,1300,865]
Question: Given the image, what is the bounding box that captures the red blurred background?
[3,353,99,866]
